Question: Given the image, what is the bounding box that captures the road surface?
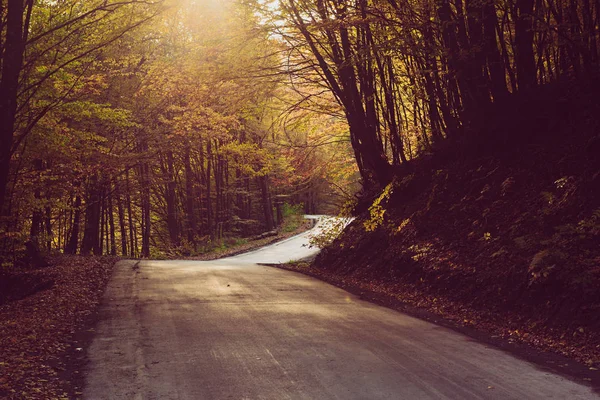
[83,218,598,399]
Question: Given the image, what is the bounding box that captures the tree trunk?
[258,175,275,231]
[164,151,180,247]
[437,0,473,125]
[515,0,537,90]
[81,176,101,255]
[125,171,136,257]
[206,140,213,236]
[116,179,128,256]
[287,0,390,188]
[65,194,82,254]
[30,160,43,243]
[184,146,196,244]
[45,194,52,252]
[108,187,117,256]
[140,162,151,258]
[198,141,207,232]
[0,0,28,215]
[100,192,105,255]
[482,0,509,101]
[214,142,222,236]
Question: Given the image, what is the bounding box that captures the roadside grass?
[185,216,313,261]
[280,203,306,233]
[280,214,305,233]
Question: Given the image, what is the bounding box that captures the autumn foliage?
[0,0,358,262]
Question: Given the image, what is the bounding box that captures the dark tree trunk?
[497,13,518,91]
[236,168,246,219]
[81,176,101,255]
[125,171,135,257]
[375,54,407,162]
[482,0,509,101]
[65,194,82,254]
[206,140,213,236]
[437,0,472,125]
[515,0,537,90]
[213,142,222,236]
[287,0,390,188]
[108,188,117,256]
[197,141,207,232]
[0,0,29,216]
[100,193,105,255]
[30,196,42,240]
[30,160,43,243]
[116,179,128,256]
[258,175,275,231]
[184,146,196,244]
[140,161,151,258]
[45,193,52,252]
[164,151,180,247]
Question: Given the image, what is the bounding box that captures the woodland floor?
[284,81,600,385]
[0,256,118,399]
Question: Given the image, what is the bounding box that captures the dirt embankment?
[307,80,600,369]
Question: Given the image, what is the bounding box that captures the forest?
[1,0,599,261]
[1,0,600,397]
[0,0,361,262]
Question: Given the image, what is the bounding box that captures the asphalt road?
[83,219,598,399]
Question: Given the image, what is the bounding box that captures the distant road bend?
[84,216,598,399]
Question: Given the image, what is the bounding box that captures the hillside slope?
[311,80,600,366]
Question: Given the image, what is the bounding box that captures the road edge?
[266,262,600,393]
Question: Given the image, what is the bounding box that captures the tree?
[0,0,163,216]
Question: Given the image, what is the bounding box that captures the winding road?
[83,217,598,399]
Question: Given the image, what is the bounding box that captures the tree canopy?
[0,0,358,260]
[1,0,599,259]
